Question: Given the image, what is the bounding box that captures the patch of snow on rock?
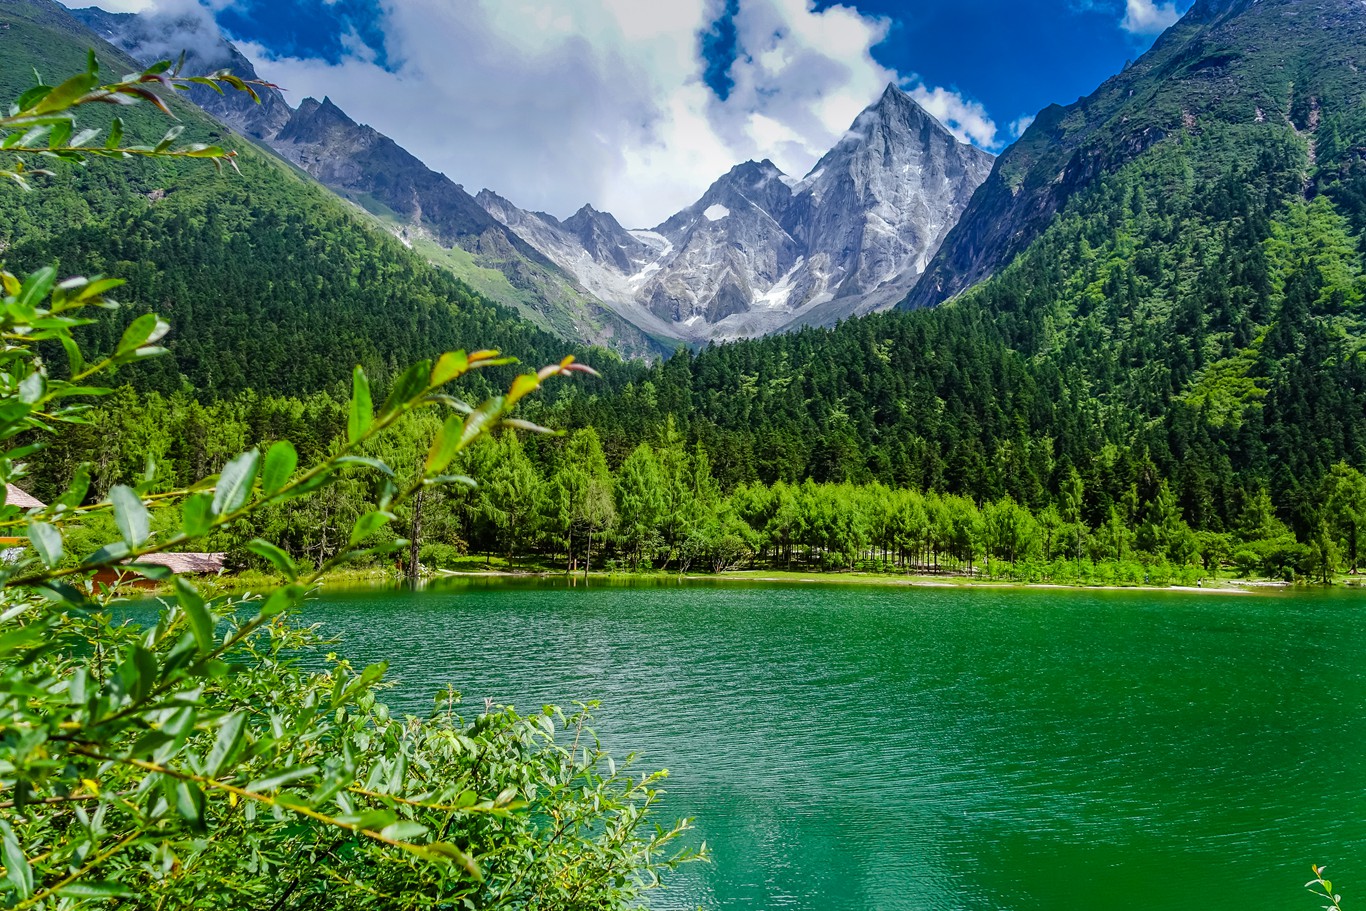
[703,204,730,221]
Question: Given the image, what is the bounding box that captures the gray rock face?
[479,86,994,342]
[790,85,995,318]
[560,206,654,274]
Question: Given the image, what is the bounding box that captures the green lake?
[295,579,1366,910]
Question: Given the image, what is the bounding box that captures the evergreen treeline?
[30,396,1366,584]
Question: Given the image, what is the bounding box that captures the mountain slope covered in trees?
[70,3,665,358]
[10,0,1366,582]
[0,0,621,400]
[904,0,1366,308]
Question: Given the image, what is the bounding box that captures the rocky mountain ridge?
[71,5,665,358]
[479,85,994,341]
[73,5,996,348]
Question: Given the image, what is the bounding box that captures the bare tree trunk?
[585,529,593,577]
[407,486,424,586]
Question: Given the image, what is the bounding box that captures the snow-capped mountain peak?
[480,84,995,342]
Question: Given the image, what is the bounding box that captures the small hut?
[92,552,226,587]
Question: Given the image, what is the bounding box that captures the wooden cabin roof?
[6,484,44,509]
[138,552,226,574]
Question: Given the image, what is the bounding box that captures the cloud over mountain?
[68,0,997,228]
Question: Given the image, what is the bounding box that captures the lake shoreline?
[424,567,1284,595]
[193,565,1366,599]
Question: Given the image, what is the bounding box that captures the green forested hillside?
[906,0,1366,307]
[0,0,612,400]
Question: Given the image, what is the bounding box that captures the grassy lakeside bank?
[169,560,1366,598]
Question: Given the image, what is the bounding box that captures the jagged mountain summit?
[480,85,994,342]
[72,5,665,358]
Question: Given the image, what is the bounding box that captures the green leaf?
[0,822,32,898]
[110,484,150,547]
[14,85,53,113]
[247,539,297,580]
[30,70,98,114]
[153,125,184,153]
[247,765,318,793]
[335,455,394,476]
[82,541,130,566]
[337,809,397,831]
[16,266,56,309]
[205,712,247,777]
[115,313,169,356]
[425,842,482,880]
[59,334,84,374]
[258,585,304,619]
[261,440,297,495]
[128,562,172,581]
[17,371,44,405]
[26,520,61,567]
[460,398,505,451]
[381,820,429,842]
[105,116,123,149]
[174,577,214,652]
[349,511,393,547]
[56,881,136,899]
[425,474,477,489]
[175,780,207,832]
[348,366,372,444]
[182,491,214,536]
[505,372,540,407]
[430,351,469,386]
[130,645,158,703]
[213,450,260,516]
[425,414,464,476]
[379,360,431,419]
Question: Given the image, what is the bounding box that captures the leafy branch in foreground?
[0,48,271,186]
[1308,865,1345,911]
[0,55,699,908]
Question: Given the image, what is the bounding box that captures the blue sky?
[72,0,1194,225]
[818,0,1192,135]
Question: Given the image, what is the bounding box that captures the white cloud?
[1009,113,1035,139]
[63,0,1001,228]
[906,84,997,148]
[72,0,155,9]
[1120,0,1181,36]
[63,0,237,62]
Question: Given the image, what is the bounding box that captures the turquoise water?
[295,580,1366,910]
